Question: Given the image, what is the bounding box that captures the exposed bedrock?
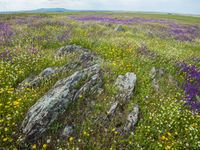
[20,64,103,143]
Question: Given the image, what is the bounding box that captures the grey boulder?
[115,72,137,101]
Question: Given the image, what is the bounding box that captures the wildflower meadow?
[0,13,200,149]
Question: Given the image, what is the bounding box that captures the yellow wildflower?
[43,144,47,148]
[32,144,36,149]
[162,136,165,140]
[69,137,73,141]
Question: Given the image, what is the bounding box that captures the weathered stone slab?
[20,64,103,143]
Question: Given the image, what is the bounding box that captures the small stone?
[150,67,157,79]
[62,126,73,137]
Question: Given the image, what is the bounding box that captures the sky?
[0,0,200,14]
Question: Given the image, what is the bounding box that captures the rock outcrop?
[18,66,60,89]
[18,45,99,89]
[115,72,137,100]
[21,64,103,143]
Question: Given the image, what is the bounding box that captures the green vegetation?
[0,12,200,149]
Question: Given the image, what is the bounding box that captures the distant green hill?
[0,8,112,13]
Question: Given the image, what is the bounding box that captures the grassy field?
[0,12,200,149]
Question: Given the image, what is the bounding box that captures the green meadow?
[0,12,200,149]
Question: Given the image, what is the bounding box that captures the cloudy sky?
[0,0,200,14]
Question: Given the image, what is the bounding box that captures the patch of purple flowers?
[71,15,200,41]
[135,44,200,112]
[175,61,200,112]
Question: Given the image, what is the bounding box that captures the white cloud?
[0,0,199,14]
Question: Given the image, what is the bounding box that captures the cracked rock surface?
[20,64,103,143]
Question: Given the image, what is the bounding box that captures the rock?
[115,72,137,99]
[114,25,125,32]
[57,44,89,57]
[124,105,139,132]
[39,67,58,77]
[150,67,157,79]
[18,52,98,89]
[108,101,119,115]
[61,126,73,137]
[97,88,104,95]
[101,72,136,122]
[100,101,119,123]
[18,76,36,89]
[73,72,104,102]
[60,52,95,72]
[115,73,137,91]
[18,66,59,89]
[20,64,103,143]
